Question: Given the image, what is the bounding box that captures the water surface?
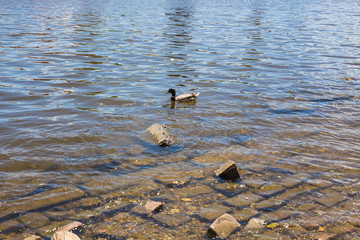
[0,0,360,238]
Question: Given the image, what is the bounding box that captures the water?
[1,0,360,238]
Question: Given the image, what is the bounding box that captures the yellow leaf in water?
[266,223,279,229]
[169,208,180,214]
[181,198,192,202]
[318,227,325,232]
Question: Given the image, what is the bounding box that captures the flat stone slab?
[225,193,264,207]
[315,192,347,207]
[152,212,191,227]
[215,160,240,181]
[207,213,240,239]
[0,186,85,218]
[198,204,232,221]
[147,124,174,147]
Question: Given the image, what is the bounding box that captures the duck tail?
[194,92,200,97]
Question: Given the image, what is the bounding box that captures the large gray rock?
[147,124,174,147]
[51,231,80,240]
[207,213,240,239]
[215,160,240,181]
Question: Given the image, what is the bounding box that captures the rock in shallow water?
[147,124,174,147]
[51,231,80,240]
[215,160,240,181]
[207,213,240,239]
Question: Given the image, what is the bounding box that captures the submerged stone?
[147,124,174,147]
[215,160,240,181]
[207,213,240,239]
[144,200,163,214]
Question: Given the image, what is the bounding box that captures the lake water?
[1,0,360,239]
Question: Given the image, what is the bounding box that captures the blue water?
[0,0,360,237]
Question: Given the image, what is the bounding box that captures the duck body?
[165,88,200,101]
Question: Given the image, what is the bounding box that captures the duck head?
[165,88,176,101]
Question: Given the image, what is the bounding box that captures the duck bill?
[165,90,169,94]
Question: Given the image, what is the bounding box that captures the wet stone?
[253,199,285,210]
[225,193,264,207]
[301,216,329,230]
[278,173,310,188]
[315,192,347,207]
[152,212,191,227]
[312,232,336,240]
[198,204,232,221]
[306,179,333,188]
[147,124,174,147]
[208,213,240,239]
[173,184,213,198]
[244,217,267,230]
[232,208,259,222]
[24,235,42,240]
[0,186,85,218]
[144,200,163,214]
[213,182,247,197]
[255,184,286,197]
[56,221,83,233]
[18,212,50,229]
[51,231,80,240]
[215,160,240,181]
[242,178,267,189]
[261,209,299,222]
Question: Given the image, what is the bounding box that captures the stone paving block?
[253,199,285,210]
[225,193,264,207]
[242,178,267,189]
[261,209,299,222]
[18,212,50,228]
[315,192,347,207]
[232,208,259,222]
[255,184,286,197]
[278,173,310,188]
[198,204,232,221]
[301,216,329,230]
[152,212,191,227]
[0,185,85,218]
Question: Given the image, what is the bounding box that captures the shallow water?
[1,0,360,239]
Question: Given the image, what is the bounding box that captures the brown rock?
[215,160,240,181]
[245,217,267,230]
[207,213,240,239]
[147,124,174,147]
[51,231,80,240]
[24,235,42,240]
[56,221,83,233]
[144,200,163,214]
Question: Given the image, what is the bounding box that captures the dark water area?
[1,0,360,239]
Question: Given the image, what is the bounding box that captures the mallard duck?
[165,88,200,101]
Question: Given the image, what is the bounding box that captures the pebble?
[24,235,42,240]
